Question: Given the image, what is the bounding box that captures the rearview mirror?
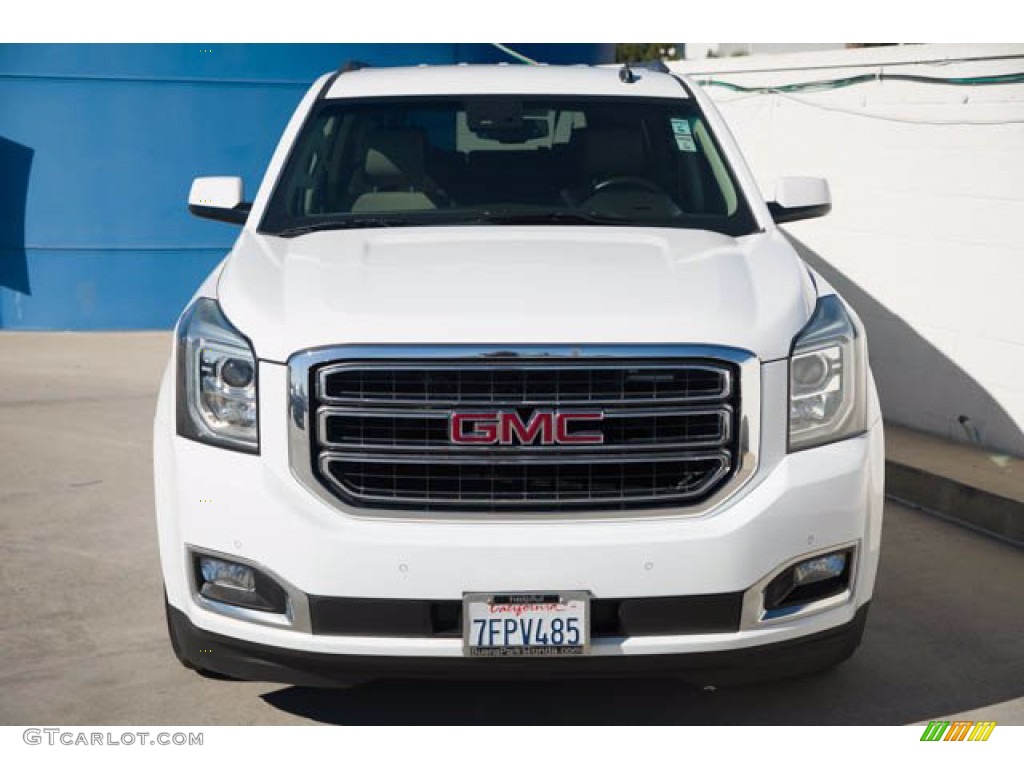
[467,99,550,144]
[188,176,251,225]
[767,176,831,224]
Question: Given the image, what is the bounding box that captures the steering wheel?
[570,176,667,209]
[588,176,665,196]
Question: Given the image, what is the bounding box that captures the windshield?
[260,95,759,237]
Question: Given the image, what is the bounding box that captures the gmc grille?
[304,359,741,512]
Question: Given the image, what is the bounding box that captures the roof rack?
[338,60,370,74]
[316,60,371,101]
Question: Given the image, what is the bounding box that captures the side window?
[551,110,586,145]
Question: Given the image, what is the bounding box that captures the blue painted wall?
[0,44,614,329]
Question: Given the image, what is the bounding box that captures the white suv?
[155,63,883,686]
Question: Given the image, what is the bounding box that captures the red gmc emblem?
[449,410,605,446]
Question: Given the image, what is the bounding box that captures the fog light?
[794,553,847,586]
[763,548,853,617]
[193,552,288,614]
[200,557,256,591]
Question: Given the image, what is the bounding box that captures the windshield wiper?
[471,210,633,226]
[270,210,638,237]
[270,217,413,238]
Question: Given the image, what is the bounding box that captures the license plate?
[463,592,590,657]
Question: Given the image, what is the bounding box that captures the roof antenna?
[619,62,639,84]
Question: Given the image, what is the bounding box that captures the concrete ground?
[1,332,1021,726]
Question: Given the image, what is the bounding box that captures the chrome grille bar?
[317,361,731,407]
[319,452,732,507]
[316,405,732,453]
[286,345,760,519]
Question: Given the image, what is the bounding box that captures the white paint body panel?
[188,176,243,210]
[155,360,884,656]
[218,226,815,363]
[773,176,831,210]
[326,64,692,100]
[156,64,884,662]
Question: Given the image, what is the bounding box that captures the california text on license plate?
[463,592,590,657]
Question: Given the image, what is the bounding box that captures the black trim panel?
[166,603,869,687]
[188,202,250,225]
[767,201,832,224]
[307,593,744,638]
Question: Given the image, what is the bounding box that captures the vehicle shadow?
[260,505,1024,725]
[785,232,1024,458]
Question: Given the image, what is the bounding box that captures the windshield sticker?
[670,118,696,152]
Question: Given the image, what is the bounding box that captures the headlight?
[175,298,259,453]
[788,294,867,451]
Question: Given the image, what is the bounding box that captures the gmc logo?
[449,410,605,446]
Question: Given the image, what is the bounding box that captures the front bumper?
[154,359,884,673]
[167,601,870,687]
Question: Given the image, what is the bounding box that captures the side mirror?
[188,176,251,225]
[767,176,831,224]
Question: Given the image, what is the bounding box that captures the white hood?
[217,226,816,363]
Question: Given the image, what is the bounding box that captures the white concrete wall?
[684,43,847,60]
[672,45,1024,457]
